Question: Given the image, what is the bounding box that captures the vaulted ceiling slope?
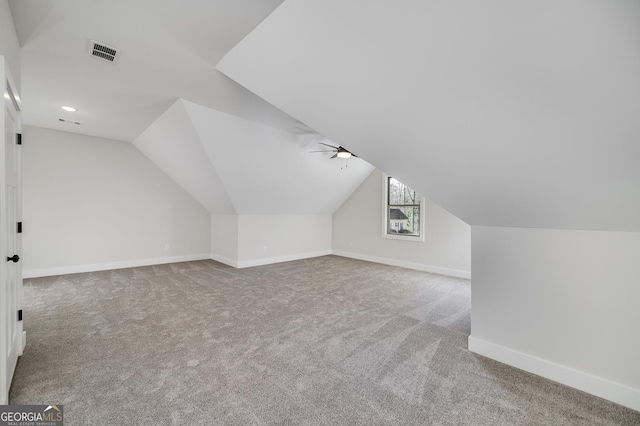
[9,0,300,142]
[218,0,640,232]
[134,99,374,215]
[9,0,375,216]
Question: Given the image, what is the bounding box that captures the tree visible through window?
[386,177,421,237]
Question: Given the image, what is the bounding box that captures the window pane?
[388,177,402,205]
[388,177,418,206]
[387,206,420,236]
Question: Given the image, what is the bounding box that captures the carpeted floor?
[10,256,640,425]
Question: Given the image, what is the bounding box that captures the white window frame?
[381,173,425,242]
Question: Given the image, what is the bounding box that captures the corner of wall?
[210,214,239,266]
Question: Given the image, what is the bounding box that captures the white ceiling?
[9,0,375,216]
[9,0,302,142]
[11,0,639,229]
[134,99,374,215]
[132,99,237,215]
[218,0,640,231]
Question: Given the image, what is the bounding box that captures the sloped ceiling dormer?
[217,0,640,232]
[134,99,374,215]
[132,100,237,215]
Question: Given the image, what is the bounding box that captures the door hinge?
[16,133,22,145]
[18,310,23,321]
[17,222,22,233]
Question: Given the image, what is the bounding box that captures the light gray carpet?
[10,256,640,425]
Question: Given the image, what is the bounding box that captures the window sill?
[382,233,425,242]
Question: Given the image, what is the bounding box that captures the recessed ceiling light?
[61,106,77,112]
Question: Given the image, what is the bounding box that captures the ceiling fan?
[309,142,357,159]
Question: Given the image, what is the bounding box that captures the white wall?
[237,215,331,268]
[211,214,239,266]
[22,126,211,277]
[0,0,20,90]
[469,226,640,411]
[332,169,471,278]
[210,214,332,268]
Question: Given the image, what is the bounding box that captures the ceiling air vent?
[59,118,81,125]
[88,40,120,63]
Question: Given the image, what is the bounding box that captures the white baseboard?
[468,335,640,412]
[209,253,238,268]
[236,250,331,269]
[25,250,470,279]
[332,250,471,279]
[23,253,212,279]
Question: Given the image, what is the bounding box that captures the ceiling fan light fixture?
[337,151,352,159]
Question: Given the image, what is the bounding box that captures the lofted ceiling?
[8,0,375,216]
[9,0,300,141]
[218,0,640,232]
[11,0,639,230]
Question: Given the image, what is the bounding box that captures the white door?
[1,59,23,405]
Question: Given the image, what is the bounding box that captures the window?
[382,175,425,241]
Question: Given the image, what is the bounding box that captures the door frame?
[1,56,23,405]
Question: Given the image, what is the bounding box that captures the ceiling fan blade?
[330,153,338,159]
[308,150,336,153]
[318,142,339,149]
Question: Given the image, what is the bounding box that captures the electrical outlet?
[164,244,170,251]
[263,246,267,253]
